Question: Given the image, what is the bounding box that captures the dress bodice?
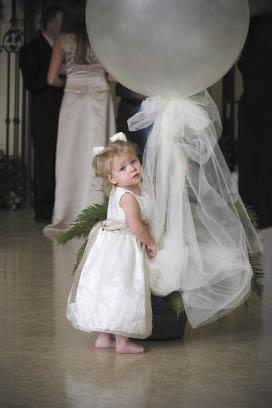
[107,187,151,223]
[60,33,109,92]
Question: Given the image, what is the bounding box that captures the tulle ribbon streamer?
[128,91,261,328]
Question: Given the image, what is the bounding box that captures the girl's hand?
[146,245,157,259]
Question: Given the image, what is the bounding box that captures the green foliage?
[231,200,259,230]
[231,202,263,297]
[249,254,264,298]
[58,201,108,245]
[164,291,184,317]
[244,206,259,231]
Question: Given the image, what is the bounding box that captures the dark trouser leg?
[32,136,56,220]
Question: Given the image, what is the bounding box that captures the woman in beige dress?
[44,2,115,235]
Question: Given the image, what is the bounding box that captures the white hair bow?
[92,133,127,157]
[92,146,104,157]
[110,132,127,143]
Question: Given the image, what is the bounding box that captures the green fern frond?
[231,202,263,296]
[249,253,264,298]
[164,291,184,318]
[231,201,259,230]
[57,201,108,245]
[245,206,259,230]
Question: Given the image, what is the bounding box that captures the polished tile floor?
[0,209,272,408]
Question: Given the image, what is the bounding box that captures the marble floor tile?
[0,209,271,408]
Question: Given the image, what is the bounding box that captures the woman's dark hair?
[41,5,63,30]
[61,0,91,64]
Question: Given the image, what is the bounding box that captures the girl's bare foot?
[95,333,116,349]
[116,342,144,354]
[115,336,144,354]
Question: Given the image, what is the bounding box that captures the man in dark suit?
[20,6,64,222]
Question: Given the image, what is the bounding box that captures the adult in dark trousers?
[115,83,148,158]
[238,10,272,230]
[20,6,64,222]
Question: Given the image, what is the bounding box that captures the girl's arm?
[120,193,156,247]
[47,39,66,87]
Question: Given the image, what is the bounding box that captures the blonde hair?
[92,141,138,195]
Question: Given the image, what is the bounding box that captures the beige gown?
[44,34,115,236]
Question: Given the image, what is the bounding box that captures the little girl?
[66,133,157,354]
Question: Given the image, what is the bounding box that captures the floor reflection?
[63,353,150,408]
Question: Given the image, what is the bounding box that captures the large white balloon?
[86,0,249,97]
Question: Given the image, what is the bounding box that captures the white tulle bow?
[128,94,218,165]
[110,132,127,143]
[129,96,211,131]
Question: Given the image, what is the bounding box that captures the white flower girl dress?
[66,186,152,339]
